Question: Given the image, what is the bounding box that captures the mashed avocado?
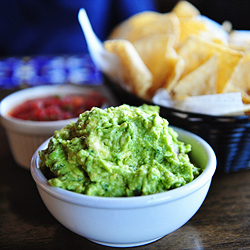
[39,104,201,197]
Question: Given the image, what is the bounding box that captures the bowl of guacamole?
[31,104,216,247]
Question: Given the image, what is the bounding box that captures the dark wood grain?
[1,90,250,250]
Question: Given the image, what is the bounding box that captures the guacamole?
[39,104,201,197]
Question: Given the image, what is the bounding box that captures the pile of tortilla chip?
[103,1,250,114]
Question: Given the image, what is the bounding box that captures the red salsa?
[9,91,107,121]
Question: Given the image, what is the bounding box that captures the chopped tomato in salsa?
[9,91,107,121]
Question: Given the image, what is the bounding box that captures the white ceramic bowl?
[30,126,216,248]
[0,84,116,169]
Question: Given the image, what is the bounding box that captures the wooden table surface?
[0,89,250,250]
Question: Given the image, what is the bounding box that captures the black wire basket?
[104,75,250,173]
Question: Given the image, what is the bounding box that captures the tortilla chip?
[228,30,250,52]
[177,35,244,93]
[109,11,180,45]
[224,82,250,104]
[244,104,250,114]
[172,0,200,18]
[109,11,159,40]
[195,16,229,45]
[226,52,250,103]
[242,94,250,104]
[230,52,250,92]
[163,48,185,92]
[222,20,233,34]
[178,18,208,45]
[103,39,152,98]
[133,34,180,96]
[172,55,218,99]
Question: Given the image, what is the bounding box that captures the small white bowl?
[30,127,216,248]
[0,84,116,169]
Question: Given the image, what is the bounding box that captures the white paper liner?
[78,9,119,77]
[153,89,245,116]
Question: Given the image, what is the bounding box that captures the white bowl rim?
[30,127,217,209]
[0,112,78,128]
